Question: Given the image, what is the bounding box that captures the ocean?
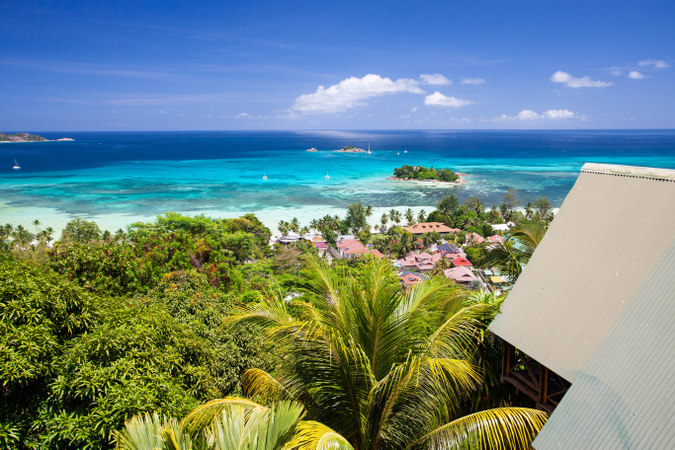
[2,130,675,232]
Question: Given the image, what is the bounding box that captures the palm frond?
[285,420,354,450]
[180,397,266,437]
[409,407,548,449]
[115,412,174,450]
[242,368,298,404]
[424,302,497,361]
[210,401,305,450]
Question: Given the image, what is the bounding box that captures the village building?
[451,257,472,267]
[403,222,459,235]
[443,266,477,284]
[489,163,675,448]
[465,232,484,244]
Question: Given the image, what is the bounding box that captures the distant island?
[389,165,466,184]
[0,132,74,143]
[336,145,365,153]
[0,132,47,142]
[306,147,318,152]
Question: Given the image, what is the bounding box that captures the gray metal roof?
[489,163,675,381]
[533,242,675,449]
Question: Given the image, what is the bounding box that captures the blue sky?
[1,0,673,130]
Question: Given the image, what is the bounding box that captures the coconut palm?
[388,209,402,226]
[509,223,546,257]
[116,398,353,450]
[483,223,546,281]
[417,209,426,223]
[405,208,415,225]
[482,238,530,281]
[227,257,547,449]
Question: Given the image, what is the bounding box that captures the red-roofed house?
[398,272,423,287]
[404,222,457,235]
[444,266,477,283]
[465,232,485,244]
[337,239,366,258]
[397,251,443,272]
[487,234,505,244]
[452,257,473,267]
[365,248,385,259]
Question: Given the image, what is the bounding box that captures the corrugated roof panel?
[489,164,675,381]
[533,242,675,449]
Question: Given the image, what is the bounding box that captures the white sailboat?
[325,171,330,180]
[367,143,372,154]
[404,148,408,154]
[262,172,267,180]
[12,159,20,170]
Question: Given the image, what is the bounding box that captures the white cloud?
[638,59,669,69]
[411,106,418,112]
[462,78,486,85]
[543,109,576,119]
[420,73,452,85]
[424,91,472,108]
[293,74,423,113]
[550,71,612,88]
[609,67,622,76]
[498,109,577,121]
[628,70,645,80]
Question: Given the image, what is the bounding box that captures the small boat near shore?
[12,159,20,170]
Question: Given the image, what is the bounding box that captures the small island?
[389,165,466,184]
[336,145,365,153]
[0,132,74,143]
[0,132,47,142]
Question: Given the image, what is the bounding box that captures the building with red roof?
[465,232,485,244]
[444,266,477,283]
[404,222,458,235]
[451,257,473,267]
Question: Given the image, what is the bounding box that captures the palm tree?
[417,209,426,223]
[380,213,388,231]
[116,398,352,449]
[227,257,547,449]
[483,238,530,281]
[389,209,402,226]
[405,208,414,225]
[509,223,545,257]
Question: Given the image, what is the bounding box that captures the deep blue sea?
[2,130,674,231]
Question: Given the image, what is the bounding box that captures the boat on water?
[325,172,330,180]
[12,159,20,170]
[367,143,372,154]
[404,149,408,154]
[262,173,267,180]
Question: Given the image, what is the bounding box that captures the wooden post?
[538,364,549,407]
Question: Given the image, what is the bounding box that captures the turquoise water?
[1,130,674,230]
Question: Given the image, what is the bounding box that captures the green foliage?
[343,202,370,234]
[227,257,547,449]
[61,217,102,243]
[393,165,459,182]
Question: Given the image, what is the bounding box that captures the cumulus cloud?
[424,91,472,108]
[420,73,452,85]
[550,71,612,88]
[638,59,669,69]
[293,74,423,113]
[498,109,577,121]
[462,78,486,85]
[628,70,645,80]
[609,67,622,76]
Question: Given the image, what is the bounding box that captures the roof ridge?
[581,163,675,182]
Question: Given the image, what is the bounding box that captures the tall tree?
[437,194,459,217]
[227,257,547,449]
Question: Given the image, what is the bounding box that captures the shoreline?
[0,138,74,144]
[387,172,468,185]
